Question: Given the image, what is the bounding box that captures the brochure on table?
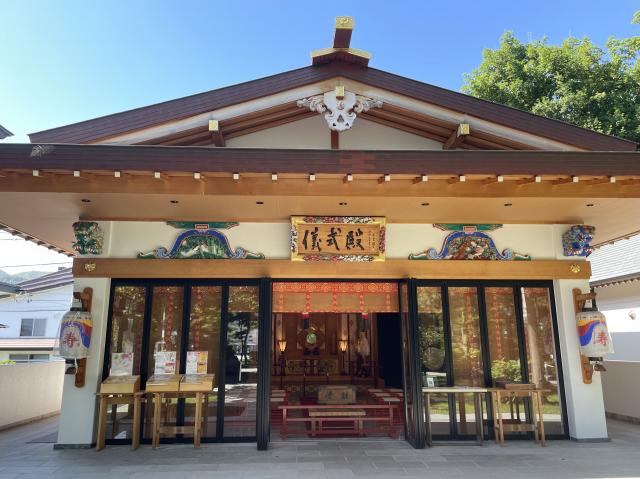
[154,351,177,375]
[186,351,208,375]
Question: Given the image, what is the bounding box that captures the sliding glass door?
[416,281,567,441]
[398,280,426,448]
[103,280,267,445]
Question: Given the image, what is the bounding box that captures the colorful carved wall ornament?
[563,225,596,257]
[72,221,103,255]
[138,222,264,259]
[409,224,531,261]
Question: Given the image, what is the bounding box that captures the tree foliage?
[462,21,640,144]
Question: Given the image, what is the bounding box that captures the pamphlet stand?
[147,374,214,448]
[96,375,142,451]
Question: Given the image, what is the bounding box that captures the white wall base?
[554,279,608,440]
[56,277,111,446]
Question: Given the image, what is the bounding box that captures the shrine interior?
[269,281,405,439]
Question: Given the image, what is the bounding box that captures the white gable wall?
[226,116,443,149]
[226,115,331,149]
[340,118,442,150]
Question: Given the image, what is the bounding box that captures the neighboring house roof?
[0,125,12,140]
[590,234,640,287]
[0,281,20,294]
[17,267,73,293]
[0,338,56,350]
[28,61,636,151]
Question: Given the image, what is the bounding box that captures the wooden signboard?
[291,216,385,261]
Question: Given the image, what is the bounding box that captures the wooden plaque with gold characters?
[291,216,386,262]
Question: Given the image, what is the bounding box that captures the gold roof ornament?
[311,16,371,66]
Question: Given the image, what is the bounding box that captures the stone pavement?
[1,416,639,479]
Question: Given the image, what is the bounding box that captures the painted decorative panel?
[138,222,264,259]
[562,225,596,257]
[409,224,531,260]
[72,221,103,255]
[291,216,386,261]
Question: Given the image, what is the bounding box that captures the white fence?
[0,361,64,430]
[602,360,640,423]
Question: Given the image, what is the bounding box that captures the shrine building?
[1,17,638,450]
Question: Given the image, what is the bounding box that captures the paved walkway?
[1,417,639,478]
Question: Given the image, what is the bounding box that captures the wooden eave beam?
[221,106,308,135]
[550,177,574,185]
[73,258,592,280]
[135,125,207,146]
[443,123,471,150]
[223,111,316,140]
[3,171,640,198]
[363,108,452,138]
[160,130,212,146]
[208,120,225,147]
[468,130,539,150]
[359,113,449,143]
[369,104,538,151]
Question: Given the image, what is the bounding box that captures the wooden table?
[488,387,547,446]
[147,374,214,449]
[96,375,142,451]
[95,391,145,451]
[423,387,488,446]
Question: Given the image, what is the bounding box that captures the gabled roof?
[590,234,640,287]
[0,281,20,294]
[29,61,636,151]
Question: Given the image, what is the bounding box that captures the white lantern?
[57,298,92,360]
[576,298,613,360]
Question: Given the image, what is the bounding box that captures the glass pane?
[521,287,565,435]
[448,287,484,387]
[147,286,184,376]
[144,286,184,440]
[184,286,222,439]
[485,287,522,384]
[105,285,146,441]
[33,319,46,336]
[485,287,526,432]
[108,286,146,376]
[224,286,259,438]
[417,287,450,436]
[448,287,484,436]
[31,354,50,361]
[20,318,33,336]
[400,282,415,443]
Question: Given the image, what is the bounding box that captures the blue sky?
[0,0,638,143]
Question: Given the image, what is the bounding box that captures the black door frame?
[103,278,267,445]
[414,279,569,441]
[399,278,428,449]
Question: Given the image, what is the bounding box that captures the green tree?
[462,16,640,144]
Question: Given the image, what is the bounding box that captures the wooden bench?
[279,404,397,438]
